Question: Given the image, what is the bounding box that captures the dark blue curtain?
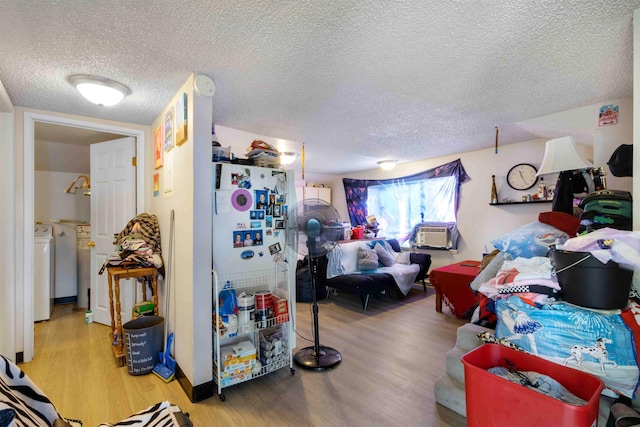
[342,158,470,226]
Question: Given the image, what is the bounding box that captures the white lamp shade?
[536,136,593,176]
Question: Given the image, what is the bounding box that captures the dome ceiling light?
[69,75,131,106]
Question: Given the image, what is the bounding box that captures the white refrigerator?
[212,163,297,273]
[211,162,297,397]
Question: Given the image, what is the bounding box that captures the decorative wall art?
[599,104,618,127]
[164,106,175,152]
[154,125,163,169]
[163,150,173,198]
[175,93,188,145]
[153,173,159,197]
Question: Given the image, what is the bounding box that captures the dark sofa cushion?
[386,239,402,253]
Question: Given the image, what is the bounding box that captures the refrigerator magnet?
[232,189,252,211]
[241,250,255,260]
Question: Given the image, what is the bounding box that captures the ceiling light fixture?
[69,75,131,106]
[280,152,298,165]
[378,160,397,170]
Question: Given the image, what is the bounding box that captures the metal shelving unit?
[211,263,294,401]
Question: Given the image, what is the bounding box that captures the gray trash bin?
[123,315,164,375]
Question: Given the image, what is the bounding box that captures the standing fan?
[289,198,343,370]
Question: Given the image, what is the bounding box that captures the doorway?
[22,111,146,362]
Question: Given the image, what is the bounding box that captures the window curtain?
[342,158,470,226]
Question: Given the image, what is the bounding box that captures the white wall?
[522,97,633,193]
[148,74,213,388]
[635,8,640,232]
[0,78,16,358]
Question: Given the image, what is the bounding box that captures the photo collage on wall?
[231,170,288,256]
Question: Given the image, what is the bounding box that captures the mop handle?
[164,209,174,349]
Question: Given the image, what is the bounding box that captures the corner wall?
[147,74,213,391]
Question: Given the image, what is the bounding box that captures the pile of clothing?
[246,140,280,168]
[100,213,163,274]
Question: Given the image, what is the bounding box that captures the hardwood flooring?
[20,285,467,426]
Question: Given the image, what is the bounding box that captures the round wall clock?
[506,163,538,191]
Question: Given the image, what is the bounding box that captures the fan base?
[293,346,342,371]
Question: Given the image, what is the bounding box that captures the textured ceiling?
[1,1,639,174]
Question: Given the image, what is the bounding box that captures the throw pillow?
[469,251,505,291]
[490,221,568,259]
[395,251,411,265]
[357,247,379,271]
[538,211,580,237]
[374,242,396,267]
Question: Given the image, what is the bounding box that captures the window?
[343,159,469,242]
[367,176,457,239]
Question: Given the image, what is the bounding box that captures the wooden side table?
[429,260,481,319]
[106,266,159,366]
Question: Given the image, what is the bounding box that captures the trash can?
[123,315,164,376]
[462,344,603,427]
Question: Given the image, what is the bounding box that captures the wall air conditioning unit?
[416,226,450,248]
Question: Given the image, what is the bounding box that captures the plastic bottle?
[538,177,547,200]
[490,175,498,204]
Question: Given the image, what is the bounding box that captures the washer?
[34,224,55,321]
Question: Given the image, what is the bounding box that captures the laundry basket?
[462,344,603,427]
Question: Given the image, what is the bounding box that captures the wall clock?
[506,163,538,191]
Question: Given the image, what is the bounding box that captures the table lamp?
[536,136,593,215]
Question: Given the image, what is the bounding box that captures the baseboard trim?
[54,296,77,305]
[175,363,214,403]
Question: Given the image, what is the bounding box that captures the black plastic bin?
[550,248,632,310]
[123,315,164,375]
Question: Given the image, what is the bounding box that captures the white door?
[90,137,137,326]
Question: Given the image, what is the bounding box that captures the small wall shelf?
[489,200,552,206]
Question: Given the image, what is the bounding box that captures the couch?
[320,238,431,310]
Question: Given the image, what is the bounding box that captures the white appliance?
[211,163,297,397]
[34,224,55,321]
[76,224,91,309]
[416,226,450,248]
[212,163,296,273]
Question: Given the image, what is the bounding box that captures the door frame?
[22,111,146,362]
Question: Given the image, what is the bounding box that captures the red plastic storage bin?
[352,227,364,239]
[461,344,604,427]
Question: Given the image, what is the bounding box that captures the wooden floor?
[20,285,467,426]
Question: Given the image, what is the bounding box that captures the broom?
[153,209,176,382]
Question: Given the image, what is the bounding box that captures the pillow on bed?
[357,247,379,271]
[538,211,580,237]
[395,251,411,265]
[470,251,505,291]
[490,221,568,259]
[374,242,396,267]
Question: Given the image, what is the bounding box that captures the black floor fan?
[290,198,343,371]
